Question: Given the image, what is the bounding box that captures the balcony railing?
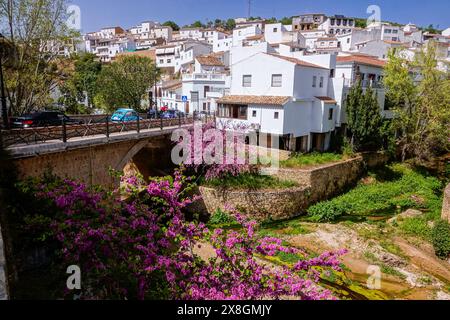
[182,73,227,81]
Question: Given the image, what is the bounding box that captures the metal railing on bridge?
[0,112,217,149]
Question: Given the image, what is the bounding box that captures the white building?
[333,54,388,125]
[180,54,230,114]
[315,37,341,54]
[319,15,356,36]
[443,27,450,37]
[155,40,212,73]
[292,14,327,32]
[233,24,264,47]
[298,30,328,51]
[216,52,338,151]
[264,23,300,45]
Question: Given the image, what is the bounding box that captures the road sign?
[182,96,188,102]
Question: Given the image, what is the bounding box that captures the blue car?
[111,109,142,122]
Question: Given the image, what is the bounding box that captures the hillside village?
[63,14,450,152]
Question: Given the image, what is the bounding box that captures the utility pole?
[248,0,252,18]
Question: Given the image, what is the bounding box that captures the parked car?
[9,111,83,129]
[161,109,185,119]
[110,109,142,122]
[147,109,160,119]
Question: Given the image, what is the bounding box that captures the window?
[218,104,248,120]
[167,59,172,63]
[271,74,282,87]
[330,69,335,78]
[328,108,334,120]
[312,76,317,87]
[252,110,257,117]
[273,28,278,32]
[347,38,350,44]
[392,29,398,34]
[242,75,252,87]
[385,29,392,34]
[274,112,279,119]
[319,76,324,88]
[159,59,164,64]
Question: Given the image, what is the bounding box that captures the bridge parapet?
[2,115,197,149]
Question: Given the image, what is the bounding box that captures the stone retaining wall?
[199,185,312,221]
[442,184,450,223]
[275,157,365,203]
[197,153,389,221]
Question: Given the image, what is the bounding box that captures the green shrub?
[281,152,344,169]
[208,209,236,226]
[203,173,298,190]
[432,220,450,259]
[307,164,443,223]
[307,201,350,222]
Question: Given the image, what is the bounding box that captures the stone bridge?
[5,123,192,187]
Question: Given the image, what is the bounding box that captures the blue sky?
[72,0,450,33]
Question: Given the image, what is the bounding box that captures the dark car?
[147,109,161,119]
[161,109,185,119]
[10,111,83,129]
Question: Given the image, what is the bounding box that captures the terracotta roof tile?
[217,95,290,106]
[315,96,337,104]
[118,49,156,60]
[336,55,386,68]
[265,54,327,69]
[162,80,182,90]
[246,34,264,41]
[196,55,224,66]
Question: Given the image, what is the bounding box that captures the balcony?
[206,88,230,98]
[182,73,227,81]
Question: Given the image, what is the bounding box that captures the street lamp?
[0,33,8,129]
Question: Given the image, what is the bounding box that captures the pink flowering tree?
[174,122,257,181]
[21,169,347,300]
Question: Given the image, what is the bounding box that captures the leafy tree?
[0,0,79,116]
[423,24,440,34]
[225,18,236,30]
[266,17,277,24]
[280,17,293,25]
[384,41,450,161]
[214,19,224,29]
[59,53,102,113]
[345,81,384,151]
[354,18,367,28]
[95,55,160,113]
[190,20,205,28]
[162,20,180,31]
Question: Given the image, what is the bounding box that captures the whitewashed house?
[233,24,264,47]
[216,52,338,151]
[319,15,356,36]
[315,37,341,54]
[264,23,300,45]
[180,55,230,114]
[332,53,388,126]
[292,14,327,32]
[298,30,328,51]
